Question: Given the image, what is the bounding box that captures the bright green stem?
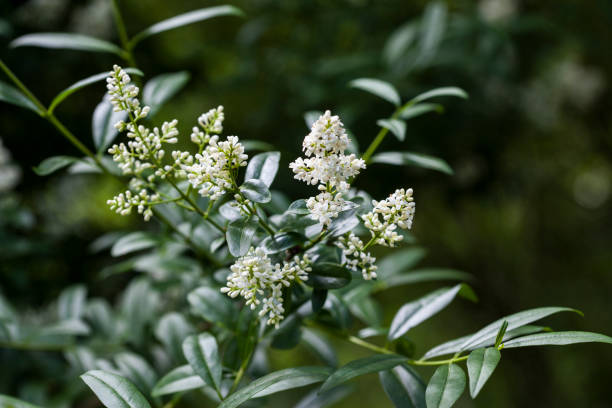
[0,59,47,115]
[360,104,409,163]
[166,178,226,233]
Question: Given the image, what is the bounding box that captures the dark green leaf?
[311,288,328,314]
[295,386,352,408]
[320,354,407,392]
[0,395,44,408]
[0,80,41,114]
[271,314,302,350]
[11,33,124,56]
[81,370,152,408]
[115,352,157,394]
[130,6,245,47]
[381,268,472,290]
[182,333,222,393]
[218,367,333,408]
[379,364,426,408]
[142,72,190,117]
[151,365,205,397]
[111,232,157,257]
[226,218,258,257]
[377,119,406,141]
[494,321,509,348]
[467,348,500,398]
[502,331,612,349]
[188,286,235,326]
[240,179,272,203]
[302,328,337,367]
[261,232,305,254]
[399,103,444,120]
[349,78,401,106]
[308,263,352,289]
[49,68,143,113]
[377,248,427,278]
[388,285,465,340]
[425,364,465,408]
[242,140,275,152]
[33,156,80,176]
[370,151,453,175]
[245,151,281,187]
[410,87,468,104]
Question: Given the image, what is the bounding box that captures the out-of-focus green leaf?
[93,95,127,153]
[182,333,222,393]
[502,331,612,349]
[40,319,90,336]
[467,348,500,398]
[242,140,275,152]
[320,354,407,392]
[425,364,465,408]
[294,385,353,408]
[261,232,305,254]
[130,6,245,47]
[0,80,42,114]
[11,33,125,55]
[349,78,401,106]
[302,328,337,367]
[399,103,444,120]
[377,118,407,141]
[0,395,44,408]
[33,156,80,176]
[151,365,205,397]
[308,263,352,289]
[377,248,426,278]
[245,151,280,187]
[58,284,87,320]
[416,2,447,67]
[115,352,157,395]
[188,286,234,326]
[81,370,152,408]
[226,218,258,257]
[370,151,453,174]
[111,232,157,257]
[240,179,272,203]
[409,87,468,104]
[381,268,472,290]
[155,313,194,363]
[379,364,426,408]
[384,21,418,65]
[142,71,190,117]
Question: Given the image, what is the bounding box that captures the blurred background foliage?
[1,0,611,406]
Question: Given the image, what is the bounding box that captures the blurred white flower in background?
[478,0,517,23]
[0,138,21,193]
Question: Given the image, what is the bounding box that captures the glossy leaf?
[130,5,245,47]
[308,262,352,289]
[410,87,468,104]
[311,288,328,314]
[218,366,332,408]
[188,286,235,326]
[240,179,272,203]
[388,285,465,340]
[93,95,128,153]
[349,78,401,106]
[219,201,243,221]
[245,151,281,187]
[382,268,472,289]
[399,103,444,120]
[33,156,80,176]
[182,333,222,393]
[155,313,194,363]
[49,68,143,113]
[0,80,41,114]
[142,71,190,117]
[115,352,158,394]
[467,348,500,398]
[425,364,466,408]
[370,151,453,175]
[261,232,305,254]
[151,365,205,397]
[81,370,152,408]
[378,118,407,141]
[379,364,426,408]
[226,218,259,257]
[502,331,612,349]
[111,232,157,257]
[11,32,125,55]
[320,354,407,392]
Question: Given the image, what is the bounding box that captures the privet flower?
[336,233,378,280]
[362,188,415,247]
[290,110,365,226]
[221,248,310,327]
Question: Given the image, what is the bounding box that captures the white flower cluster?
[336,233,378,280]
[0,137,21,192]
[362,188,415,247]
[107,189,160,221]
[221,248,311,327]
[183,135,248,200]
[191,106,224,147]
[290,110,365,226]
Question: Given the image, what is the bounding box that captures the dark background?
[1,0,611,406]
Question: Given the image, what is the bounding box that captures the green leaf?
[399,103,444,120]
[219,201,243,222]
[33,156,80,176]
[245,151,281,187]
[370,151,453,175]
[494,321,509,348]
[467,348,500,398]
[49,68,143,113]
[40,319,90,336]
[382,268,472,290]
[151,365,205,397]
[425,364,465,408]
[287,199,310,215]
[459,307,582,352]
[271,314,302,350]
[218,367,332,408]
[226,218,259,257]
[142,71,190,117]
[295,386,353,408]
[58,284,87,320]
[0,395,44,408]
[377,119,407,141]
[302,328,337,367]
[188,286,235,326]
[349,78,401,106]
[115,352,158,395]
[410,87,468,104]
[241,179,272,203]
[111,232,157,257]
[155,313,195,363]
[416,2,447,67]
[377,248,427,278]
[320,354,407,393]
[261,232,305,254]
[0,80,42,114]
[11,33,125,56]
[502,331,612,349]
[379,364,426,408]
[182,333,222,393]
[383,21,418,65]
[130,5,245,47]
[308,262,352,289]
[388,285,465,340]
[311,288,328,314]
[93,95,127,153]
[81,370,152,408]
